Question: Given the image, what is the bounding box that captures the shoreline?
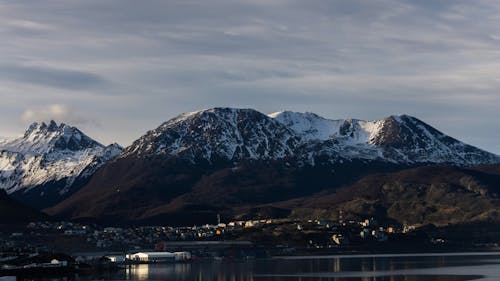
[270,250,500,260]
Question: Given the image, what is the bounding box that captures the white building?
[126,252,191,263]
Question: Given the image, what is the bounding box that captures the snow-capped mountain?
[123,108,299,162]
[270,112,500,165]
[47,107,500,224]
[121,107,500,166]
[0,120,122,208]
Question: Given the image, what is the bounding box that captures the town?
[0,217,496,276]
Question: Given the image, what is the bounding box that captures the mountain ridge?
[45,107,500,225]
[280,164,500,227]
[113,107,500,167]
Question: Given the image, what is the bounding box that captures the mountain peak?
[0,121,123,204]
[168,107,261,125]
[48,120,58,131]
[5,121,103,156]
[25,120,68,136]
[123,107,298,161]
[45,108,500,225]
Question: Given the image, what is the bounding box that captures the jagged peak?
[0,124,124,200]
[47,120,58,131]
[2,120,104,155]
[25,120,74,136]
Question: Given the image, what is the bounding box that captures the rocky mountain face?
[114,108,500,166]
[122,108,299,162]
[0,121,122,209]
[115,108,500,166]
[46,108,500,225]
[270,111,500,165]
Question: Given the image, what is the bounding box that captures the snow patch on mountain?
[272,111,500,165]
[268,111,387,145]
[120,108,500,167]
[0,121,122,195]
[268,111,343,141]
[123,108,299,162]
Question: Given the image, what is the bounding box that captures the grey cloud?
[0,64,107,90]
[0,0,500,153]
[21,104,99,127]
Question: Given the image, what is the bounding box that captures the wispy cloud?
[0,0,499,153]
[21,104,98,127]
[0,64,106,90]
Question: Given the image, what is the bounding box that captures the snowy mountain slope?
[268,111,387,144]
[121,107,500,166]
[269,111,500,165]
[268,111,345,141]
[0,121,122,208]
[122,108,299,162]
[117,108,500,166]
[47,107,500,224]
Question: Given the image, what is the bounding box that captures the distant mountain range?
[1,107,499,225]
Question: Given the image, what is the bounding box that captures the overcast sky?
[1,0,500,154]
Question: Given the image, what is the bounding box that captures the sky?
[1,0,500,154]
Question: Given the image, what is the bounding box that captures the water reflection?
[120,253,498,281]
[11,253,500,281]
[124,263,193,281]
[126,264,148,280]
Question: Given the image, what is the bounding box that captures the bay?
[14,252,500,281]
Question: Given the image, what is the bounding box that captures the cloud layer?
[1,0,500,153]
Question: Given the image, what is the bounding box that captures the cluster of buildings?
[0,252,74,275]
[20,219,277,251]
[284,218,417,249]
[0,217,422,261]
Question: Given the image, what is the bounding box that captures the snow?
[0,121,122,195]
[122,108,298,162]
[3,109,500,199]
[269,111,343,141]
[122,108,500,167]
[268,111,385,145]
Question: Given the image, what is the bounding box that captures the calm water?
[10,252,500,281]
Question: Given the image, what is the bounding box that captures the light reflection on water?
[13,252,500,281]
[116,253,500,281]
